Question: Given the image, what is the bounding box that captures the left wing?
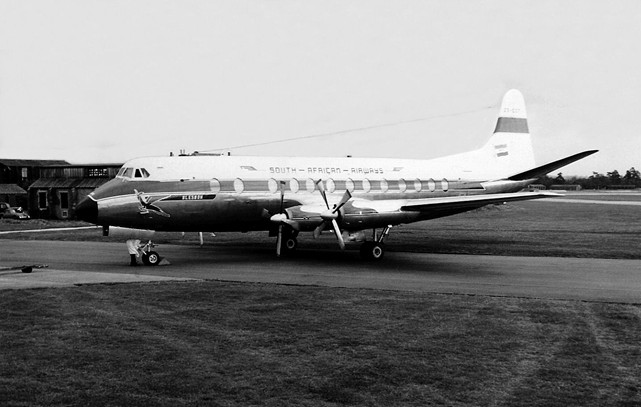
[399,191,560,212]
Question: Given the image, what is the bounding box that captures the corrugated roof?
[0,159,71,167]
[28,178,110,189]
[0,184,27,194]
[46,163,124,168]
[29,178,83,188]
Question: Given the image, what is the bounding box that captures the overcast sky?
[1,0,640,175]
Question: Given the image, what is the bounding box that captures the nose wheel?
[138,240,162,266]
[142,251,161,266]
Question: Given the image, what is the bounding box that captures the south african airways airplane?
[75,90,597,264]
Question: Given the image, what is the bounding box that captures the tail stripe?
[494,117,529,133]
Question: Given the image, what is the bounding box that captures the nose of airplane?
[76,196,98,223]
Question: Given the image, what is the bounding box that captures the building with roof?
[0,159,71,207]
[28,163,122,219]
[0,183,27,207]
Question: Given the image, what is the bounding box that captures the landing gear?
[282,235,298,252]
[139,240,161,266]
[360,225,392,261]
[142,251,160,266]
[279,230,298,255]
[360,241,385,260]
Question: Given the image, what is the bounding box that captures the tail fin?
[482,89,536,177]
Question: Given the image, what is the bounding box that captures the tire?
[360,242,385,260]
[142,251,161,266]
[282,237,298,252]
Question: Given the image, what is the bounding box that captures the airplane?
[75,89,597,264]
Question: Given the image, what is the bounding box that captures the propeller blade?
[331,219,345,250]
[276,224,283,257]
[313,221,327,239]
[279,181,285,212]
[315,179,330,209]
[333,190,352,213]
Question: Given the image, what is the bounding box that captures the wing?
[398,191,560,212]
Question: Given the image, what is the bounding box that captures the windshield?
[118,167,149,179]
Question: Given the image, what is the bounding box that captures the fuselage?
[77,154,530,233]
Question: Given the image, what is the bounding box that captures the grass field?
[2,193,641,406]
[1,282,640,406]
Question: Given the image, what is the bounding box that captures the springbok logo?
[134,189,171,218]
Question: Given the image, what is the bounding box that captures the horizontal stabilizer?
[507,150,598,181]
[400,191,561,213]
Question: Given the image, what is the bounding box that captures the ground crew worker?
[126,239,141,266]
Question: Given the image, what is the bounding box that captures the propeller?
[275,182,285,257]
[261,181,298,257]
[313,179,352,250]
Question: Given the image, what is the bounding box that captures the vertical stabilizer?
[482,89,535,177]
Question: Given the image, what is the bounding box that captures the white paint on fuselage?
[121,155,461,182]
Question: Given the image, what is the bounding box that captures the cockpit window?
[118,167,149,179]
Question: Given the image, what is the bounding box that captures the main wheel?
[142,251,161,266]
[360,242,385,260]
[282,236,298,252]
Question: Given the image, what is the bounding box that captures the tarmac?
[1,239,640,303]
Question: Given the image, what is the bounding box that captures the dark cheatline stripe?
[494,117,529,133]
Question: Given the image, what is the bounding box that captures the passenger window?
[398,179,407,192]
[442,178,449,192]
[326,179,335,193]
[427,178,436,192]
[268,178,279,194]
[362,179,371,193]
[290,178,300,193]
[306,178,316,193]
[234,178,245,193]
[345,179,355,193]
[210,179,221,193]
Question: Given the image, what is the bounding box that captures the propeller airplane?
[75,89,597,264]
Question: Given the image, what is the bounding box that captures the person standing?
[126,239,141,266]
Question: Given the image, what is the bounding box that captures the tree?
[607,170,621,185]
[582,172,608,190]
[554,172,565,184]
[623,167,641,186]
